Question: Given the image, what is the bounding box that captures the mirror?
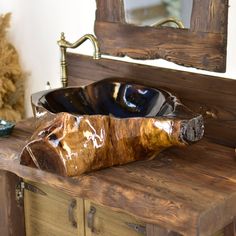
[124,0,193,28]
[95,0,228,72]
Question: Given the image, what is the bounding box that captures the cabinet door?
[24,181,85,236]
[85,201,146,236]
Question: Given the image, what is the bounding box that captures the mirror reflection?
[124,0,193,28]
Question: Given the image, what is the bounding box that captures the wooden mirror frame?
[95,0,229,72]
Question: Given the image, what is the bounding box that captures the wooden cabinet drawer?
[85,201,146,236]
[24,181,85,236]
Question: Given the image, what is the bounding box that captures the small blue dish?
[0,119,15,137]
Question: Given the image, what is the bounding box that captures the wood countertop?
[0,118,236,235]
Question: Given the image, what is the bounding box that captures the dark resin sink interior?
[21,79,204,177]
[36,80,193,119]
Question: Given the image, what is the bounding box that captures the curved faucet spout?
[58,33,101,59]
[57,33,101,87]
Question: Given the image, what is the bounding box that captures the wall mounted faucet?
[57,33,101,87]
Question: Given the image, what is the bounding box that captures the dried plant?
[0,13,25,122]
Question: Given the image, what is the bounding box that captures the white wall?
[0,0,235,116]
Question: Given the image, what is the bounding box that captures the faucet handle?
[58,32,69,47]
[60,32,65,40]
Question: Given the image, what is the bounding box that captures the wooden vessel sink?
[20,79,204,177]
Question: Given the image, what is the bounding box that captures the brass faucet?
[57,33,101,87]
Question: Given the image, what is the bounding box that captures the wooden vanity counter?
[0,118,236,236]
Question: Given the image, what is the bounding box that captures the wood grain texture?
[96,0,125,23]
[191,0,229,34]
[66,54,236,148]
[223,222,236,236]
[24,180,79,236]
[0,171,25,236]
[0,119,236,235]
[213,222,236,236]
[85,200,145,236]
[234,218,236,236]
[20,111,203,177]
[146,224,182,236]
[77,198,86,236]
[95,0,228,72]
[95,21,226,72]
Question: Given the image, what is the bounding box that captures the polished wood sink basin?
[20,79,204,177]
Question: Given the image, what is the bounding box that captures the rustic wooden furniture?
[0,54,236,236]
[1,119,236,236]
[95,0,229,72]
